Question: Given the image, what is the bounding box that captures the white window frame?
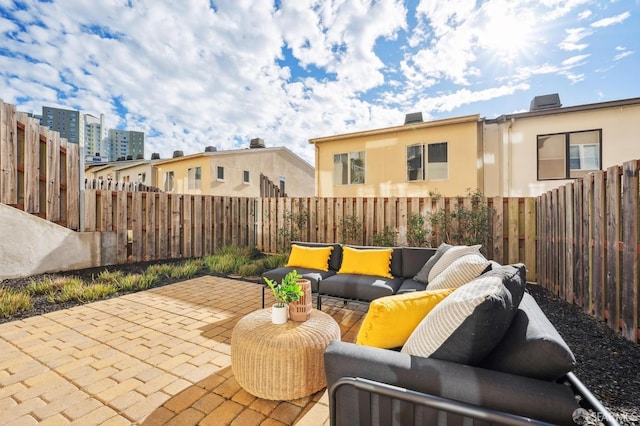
[406,142,448,181]
[333,151,365,185]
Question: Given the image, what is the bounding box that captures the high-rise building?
[84,113,107,157]
[41,106,81,145]
[108,129,145,161]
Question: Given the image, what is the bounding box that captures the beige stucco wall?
[153,148,315,197]
[311,115,482,197]
[484,102,640,197]
[0,203,108,280]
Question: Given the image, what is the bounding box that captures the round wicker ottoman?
[231,308,341,400]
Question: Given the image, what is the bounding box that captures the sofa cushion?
[402,264,526,365]
[480,292,576,380]
[262,267,335,293]
[356,288,455,349]
[291,241,342,271]
[427,244,482,282]
[338,246,393,278]
[413,243,451,284]
[396,278,427,293]
[320,274,403,301]
[285,244,334,272]
[426,253,491,290]
[401,247,437,278]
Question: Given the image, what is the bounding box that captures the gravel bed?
[527,285,640,425]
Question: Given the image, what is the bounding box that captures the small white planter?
[271,304,289,324]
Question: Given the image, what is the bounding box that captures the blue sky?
[1,0,638,164]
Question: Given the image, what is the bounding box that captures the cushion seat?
[320,274,404,302]
[262,267,335,293]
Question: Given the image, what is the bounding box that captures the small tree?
[430,189,491,251]
[339,215,363,245]
[406,213,430,247]
[372,226,398,247]
[276,208,309,253]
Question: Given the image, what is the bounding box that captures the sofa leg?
[317,295,322,311]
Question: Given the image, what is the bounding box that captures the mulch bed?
[1,266,639,423]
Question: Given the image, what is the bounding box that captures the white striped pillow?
[427,244,482,282]
[426,253,490,290]
[402,264,526,365]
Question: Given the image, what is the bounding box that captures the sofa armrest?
[329,377,556,426]
[324,341,580,426]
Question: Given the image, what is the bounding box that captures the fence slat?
[1,101,17,204]
[621,160,639,342]
[605,166,621,331]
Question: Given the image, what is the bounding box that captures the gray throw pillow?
[413,243,451,284]
[402,264,526,365]
[479,292,576,380]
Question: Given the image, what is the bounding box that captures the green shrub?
[95,270,124,286]
[339,215,363,245]
[49,277,85,303]
[430,189,491,250]
[407,213,430,247]
[236,262,262,277]
[372,226,398,247]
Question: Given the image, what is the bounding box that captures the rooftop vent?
[136,154,144,160]
[151,153,160,160]
[126,155,133,160]
[250,138,265,149]
[530,94,562,112]
[172,150,184,158]
[204,145,217,152]
[404,112,423,125]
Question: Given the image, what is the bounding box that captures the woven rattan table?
[231,308,341,400]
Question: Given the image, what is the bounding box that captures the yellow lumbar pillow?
[337,246,393,278]
[356,288,455,349]
[285,244,334,271]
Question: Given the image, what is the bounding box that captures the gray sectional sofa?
[261,242,437,309]
[262,242,618,425]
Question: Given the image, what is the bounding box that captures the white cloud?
[578,9,592,20]
[559,28,591,51]
[562,54,590,67]
[614,50,633,61]
[591,11,631,28]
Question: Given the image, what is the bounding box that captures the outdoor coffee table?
[231,308,341,400]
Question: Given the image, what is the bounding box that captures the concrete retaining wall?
[0,203,115,280]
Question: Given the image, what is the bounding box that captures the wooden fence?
[255,196,537,280]
[1,100,81,229]
[82,190,257,264]
[537,159,640,342]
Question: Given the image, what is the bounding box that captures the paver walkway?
[0,276,366,425]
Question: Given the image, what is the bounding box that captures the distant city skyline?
[1,1,638,165]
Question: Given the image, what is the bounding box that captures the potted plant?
[263,270,304,324]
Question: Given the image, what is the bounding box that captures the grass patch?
[2,245,286,321]
[0,288,33,317]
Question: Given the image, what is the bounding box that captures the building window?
[163,171,174,191]
[537,130,601,180]
[188,166,202,190]
[333,151,365,185]
[279,176,285,194]
[217,166,224,181]
[243,170,250,184]
[138,173,146,183]
[406,142,448,181]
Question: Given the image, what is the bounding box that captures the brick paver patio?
[0,276,366,425]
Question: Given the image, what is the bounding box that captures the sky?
[1,0,638,165]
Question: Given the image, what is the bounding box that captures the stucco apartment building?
[310,96,640,198]
[153,140,314,197]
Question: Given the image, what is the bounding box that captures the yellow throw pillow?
[337,246,393,278]
[285,244,334,271]
[356,288,455,349]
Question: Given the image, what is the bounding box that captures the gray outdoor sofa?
[262,241,619,425]
[261,241,436,309]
